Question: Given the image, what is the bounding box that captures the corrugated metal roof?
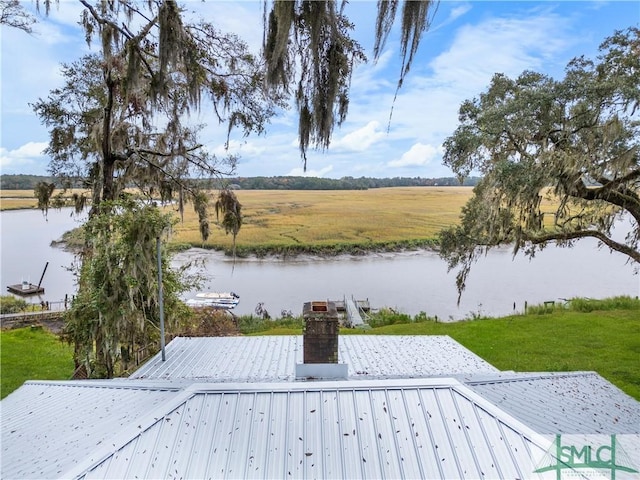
[131,335,499,381]
[0,380,181,480]
[64,378,553,480]
[463,371,640,434]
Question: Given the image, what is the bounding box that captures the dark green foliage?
[1,174,481,191]
[236,314,304,334]
[63,199,193,378]
[440,28,640,299]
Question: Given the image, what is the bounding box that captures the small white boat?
[185,291,240,309]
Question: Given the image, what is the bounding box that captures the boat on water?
[185,291,240,309]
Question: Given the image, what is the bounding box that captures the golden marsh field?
[0,186,562,254]
[168,187,474,252]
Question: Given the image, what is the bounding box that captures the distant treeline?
[222,176,480,190]
[1,174,479,191]
[0,175,72,190]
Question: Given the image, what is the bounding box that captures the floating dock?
[6,282,44,296]
[6,262,48,296]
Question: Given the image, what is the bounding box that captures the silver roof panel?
[131,335,499,381]
[65,378,553,480]
[1,380,181,479]
[463,371,640,434]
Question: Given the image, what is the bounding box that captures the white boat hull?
[186,292,239,309]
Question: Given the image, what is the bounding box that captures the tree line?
[1,174,480,191]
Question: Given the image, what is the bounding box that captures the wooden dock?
[329,296,371,328]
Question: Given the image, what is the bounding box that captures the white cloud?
[1,1,632,180]
[448,4,472,22]
[0,142,49,174]
[331,8,576,178]
[430,11,571,94]
[211,139,266,158]
[388,143,441,168]
[286,165,334,178]
[332,121,386,152]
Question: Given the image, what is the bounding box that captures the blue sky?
[1,1,638,179]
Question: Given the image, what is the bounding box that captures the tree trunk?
[101,69,116,204]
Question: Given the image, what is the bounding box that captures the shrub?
[568,296,640,312]
[525,296,640,315]
[237,315,304,334]
[177,307,239,336]
[0,295,28,314]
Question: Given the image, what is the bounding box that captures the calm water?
[1,208,638,320]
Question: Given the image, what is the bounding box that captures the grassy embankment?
[2,297,638,400]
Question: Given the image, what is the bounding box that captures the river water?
[1,208,638,320]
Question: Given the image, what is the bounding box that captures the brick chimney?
[296,300,347,379]
[302,301,339,364]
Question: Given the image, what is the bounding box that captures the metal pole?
[157,237,166,361]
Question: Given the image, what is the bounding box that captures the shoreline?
[171,245,444,264]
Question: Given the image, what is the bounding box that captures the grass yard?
[0,326,74,399]
[343,309,640,400]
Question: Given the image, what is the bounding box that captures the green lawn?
[342,309,640,400]
[1,307,638,401]
[0,326,75,399]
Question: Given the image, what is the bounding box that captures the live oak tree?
[64,199,196,378]
[33,0,275,376]
[439,27,640,299]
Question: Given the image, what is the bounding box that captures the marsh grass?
[168,187,473,252]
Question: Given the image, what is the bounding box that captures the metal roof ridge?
[60,385,199,480]
[60,377,556,480]
[463,371,599,385]
[19,378,184,391]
